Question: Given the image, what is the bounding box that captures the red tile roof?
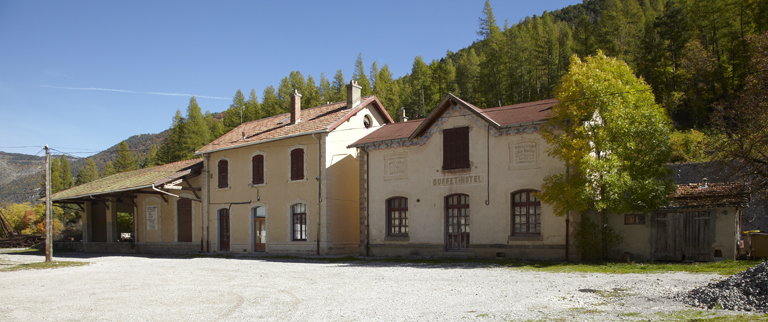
[668,182,749,208]
[350,119,424,146]
[351,94,556,146]
[196,96,392,154]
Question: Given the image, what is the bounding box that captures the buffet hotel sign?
[432,174,484,187]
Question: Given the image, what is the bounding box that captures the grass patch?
[181,253,763,275]
[594,288,629,298]
[1,261,88,271]
[655,310,768,321]
[3,248,44,254]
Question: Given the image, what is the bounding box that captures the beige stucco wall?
[364,104,571,259]
[134,173,203,246]
[202,102,385,255]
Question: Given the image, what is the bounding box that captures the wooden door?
[219,209,230,251]
[653,211,713,261]
[254,218,266,252]
[445,194,470,251]
[652,213,679,261]
[177,199,192,242]
[684,212,712,261]
[91,202,107,242]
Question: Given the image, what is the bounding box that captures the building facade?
[351,94,577,259]
[195,82,393,255]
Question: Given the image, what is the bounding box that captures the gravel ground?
[0,250,764,321]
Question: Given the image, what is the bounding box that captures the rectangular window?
[290,148,304,180]
[218,159,228,188]
[624,214,646,225]
[252,154,264,184]
[292,203,307,241]
[387,197,408,237]
[443,127,470,170]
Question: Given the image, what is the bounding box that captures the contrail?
[34,85,229,100]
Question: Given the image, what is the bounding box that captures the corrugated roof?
[667,182,749,208]
[352,94,556,146]
[196,96,393,154]
[50,159,202,202]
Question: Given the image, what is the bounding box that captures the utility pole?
[44,145,52,262]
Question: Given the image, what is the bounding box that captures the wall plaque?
[384,152,407,180]
[146,205,158,230]
[514,142,536,165]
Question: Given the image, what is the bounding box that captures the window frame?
[217,159,229,188]
[290,148,305,181]
[624,214,646,225]
[511,190,541,236]
[442,127,470,170]
[386,197,409,237]
[291,203,307,241]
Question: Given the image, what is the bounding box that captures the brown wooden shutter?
[253,155,264,184]
[291,149,304,180]
[218,159,228,188]
[443,127,469,170]
[177,198,193,242]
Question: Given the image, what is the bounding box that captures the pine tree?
[261,86,282,117]
[75,158,99,186]
[156,110,186,164]
[330,70,346,103]
[114,141,137,173]
[353,53,372,96]
[369,61,379,91]
[243,89,261,122]
[303,76,322,108]
[102,161,116,177]
[59,154,73,190]
[182,96,210,158]
[223,89,246,131]
[456,48,480,104]
[319,73,332,103]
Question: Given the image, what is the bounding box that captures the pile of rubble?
[680,260,768,312]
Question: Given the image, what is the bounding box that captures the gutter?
[312,133,322,255]
[363,147,370,257]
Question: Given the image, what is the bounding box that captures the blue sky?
[0,0,581,157]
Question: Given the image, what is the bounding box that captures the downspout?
[363,147,370,257]
[312,133,322,255]
[204,153,211,253]
[485,124,490,206]
[565,163,570,261]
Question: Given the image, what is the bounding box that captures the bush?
[574,215,623,261]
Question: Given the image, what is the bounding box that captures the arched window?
[291,203,307,241]
[386,197,408,237]
[217,159,229,188]
[512,190,541,235]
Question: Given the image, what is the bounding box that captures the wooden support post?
[45,145,52,263]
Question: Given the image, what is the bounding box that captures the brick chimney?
[346,80,361,109]
[290,89,302,124]
[399,107,408,122]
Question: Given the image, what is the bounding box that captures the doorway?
[653,211,713,261]
[253,206,266,252]
[219,208,230,251]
